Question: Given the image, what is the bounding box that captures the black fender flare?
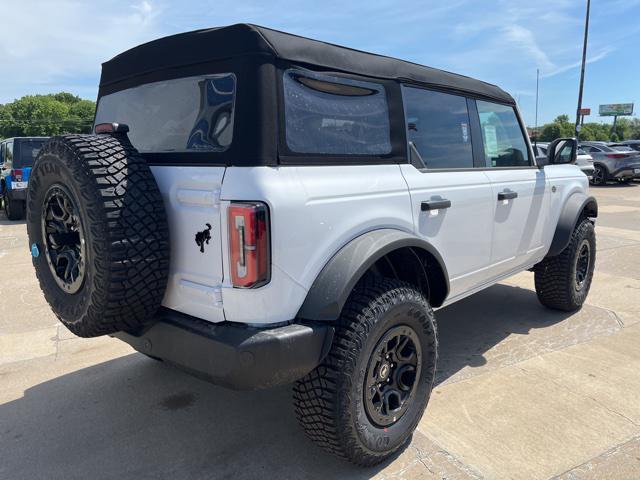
[297,229,449,321]
[547,192,598,257]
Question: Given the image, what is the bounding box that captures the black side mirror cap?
[547,137,577,165]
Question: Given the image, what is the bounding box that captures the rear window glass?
[611,145,634,152]
[283,70,391,155]
[15,139,46,168]
[94,74,236,153]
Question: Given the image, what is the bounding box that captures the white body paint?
[150,161,589,325]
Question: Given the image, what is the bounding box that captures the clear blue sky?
[1,0,638,125]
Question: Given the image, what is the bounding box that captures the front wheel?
[534,218,596,311]
[293,278,438,466]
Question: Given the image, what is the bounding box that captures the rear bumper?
[113,308,334,390]
[611,165,640,179]
[8,189,27,201]
[579,165,595,178]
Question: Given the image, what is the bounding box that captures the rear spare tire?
[26,134,170,337]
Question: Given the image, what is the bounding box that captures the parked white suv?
[27,24,597,465]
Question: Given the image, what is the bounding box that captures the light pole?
[575,0,591,140]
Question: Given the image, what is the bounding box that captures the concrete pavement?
[1,182,639,479]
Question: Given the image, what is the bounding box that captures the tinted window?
[283,70,391,155]
[403,86,473,169]
[95,74,236,153]
[477,101,530,167]
[14,139,46,168]
[5,142,13,165]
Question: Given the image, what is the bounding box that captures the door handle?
[421,199,451,211]
[498,190,518,201]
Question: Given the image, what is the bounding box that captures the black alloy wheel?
[40,184,87,294]
[364,325,421,427]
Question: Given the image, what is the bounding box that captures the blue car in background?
[0,137,49,220]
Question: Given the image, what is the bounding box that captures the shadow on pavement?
[0,283,572,479]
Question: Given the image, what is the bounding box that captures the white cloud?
[541,48,613,78]
[500,24,555,72]
[0,0,162,103]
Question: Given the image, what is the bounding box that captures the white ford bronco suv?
[27,24,597,465]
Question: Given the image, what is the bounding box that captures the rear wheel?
[293,278,438,466]
[591,164,607,185]
[5,193,25,220]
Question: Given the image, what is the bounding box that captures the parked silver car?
[579,141,640,185]
[533,142,595,179]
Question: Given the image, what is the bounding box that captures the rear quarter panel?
[220,165,413,324]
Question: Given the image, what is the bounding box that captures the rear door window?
[94,74,236,153]
[402,86,473,169]
[282,69,391,155]
[476,100,530,167]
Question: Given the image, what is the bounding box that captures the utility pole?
[534,68,539,148]
[575,0,591,141]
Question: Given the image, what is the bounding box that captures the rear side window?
[476,101,530,167]
[4,142,13,166]
[283,70,391,155]
[95,74,236,153]
[14,139,46,168]
[402,86,473,169]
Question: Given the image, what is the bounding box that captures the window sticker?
[483,125,498,157]
[461,123,469,143]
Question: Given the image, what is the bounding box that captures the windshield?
[15,139,46,168]
[95,74,236,153]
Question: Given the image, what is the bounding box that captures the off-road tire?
[293,278,438,466]
[5,194,25,220]
[27,135,170,337]
[591,164,608,186]
[534,218,595,311]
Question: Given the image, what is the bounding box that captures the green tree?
[0,92,95,138]
[539,123,562,142]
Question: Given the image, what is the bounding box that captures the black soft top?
[100,23,514,104]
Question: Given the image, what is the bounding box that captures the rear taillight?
[228,202,270,288]
[606,153,628,159]
[12,169,23,182]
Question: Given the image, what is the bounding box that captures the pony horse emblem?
[195,223,212,253]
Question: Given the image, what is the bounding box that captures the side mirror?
[547,138,577,165]
[535,155,549,167]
